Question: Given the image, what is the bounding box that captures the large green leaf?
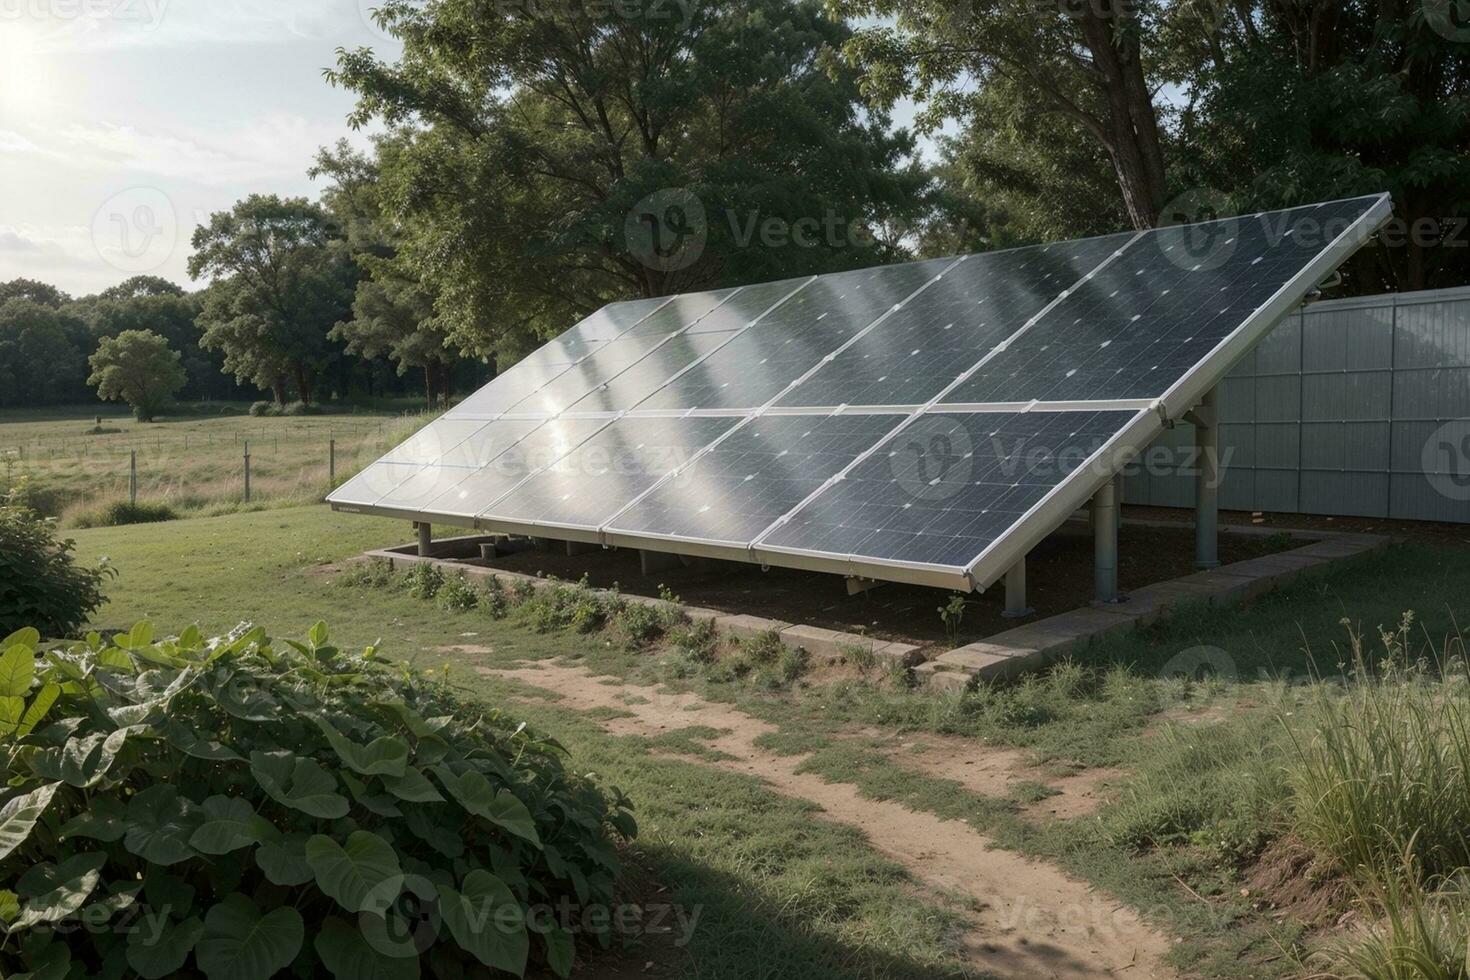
[1,627,39,651]
[0,783,60,860]
[437,869,529,976]
[12,852,106,931]
[305,831,404,915]
[341,772,403,818]
[59,797,128,842]
[250,750,349,819]
[433,766,540,845]
[313,916,419,980]
[0,643,34,697]
[15,682,59,737]
[255,833,314,887]
[196,894,303,980]
[189,796,279,855]
[123,784,197,866]
[126,914,205,979]
[28,728,133,788]
[381,765,443,803]
[314,718,409,778]
[543,925,574,979]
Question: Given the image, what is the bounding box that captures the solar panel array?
[330,193,1391,590]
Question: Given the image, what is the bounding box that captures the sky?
[0,1,934,298]
[0,0,401,297]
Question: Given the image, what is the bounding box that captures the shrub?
[478,578,510,619]
[247,400,279,417]
[437,572,479,612]
[0,621,636,980]
[400,561,444,600]
[521,579,605,635]
[281,401,321,416]
[71,499,177,529]
[670,618,719,663]
[336,558,396,589]
[614,602,665,648]
[0,488,113,638]
[742,630,785,667]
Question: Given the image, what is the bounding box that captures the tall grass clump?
[1283,615,1470,883]
[1306,849,1470,980]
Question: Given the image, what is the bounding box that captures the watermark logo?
[1422,419,1470,501]
[1424,0,1470,40]
[91,186,177,274]
[891,417,973,501]
[0,0,168,27]
[1158,645,1238,683]
[625,188,706,273]
[1157,187,1238,272]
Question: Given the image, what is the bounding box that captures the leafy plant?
[938,594,967,647]
[400,561,444,600]
[336,558,396,590]
[0,487,113,638]
[0,621,636,979]
[436,572,479,612]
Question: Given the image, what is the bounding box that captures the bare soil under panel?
[464,519,1294,649]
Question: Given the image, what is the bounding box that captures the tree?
[833,0,1172,230]
[327,0,930,361]
[87,329,187,421]
[188,196,355,405]
[0,300,87,407]
[0,278,70,309]
[98,275,186,300]
[1175,2,1470,293]
[310,141,462,406]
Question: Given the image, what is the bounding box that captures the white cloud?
[5,115,364,187]
[14,0,392,53]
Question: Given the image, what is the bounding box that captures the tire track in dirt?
[486,662,1175,980]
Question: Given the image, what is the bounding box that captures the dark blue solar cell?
[940,197,1383,405]
[608,412,905,544]
[759,410,1139,568]
[779,234,1133,407]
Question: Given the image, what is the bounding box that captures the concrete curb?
[353,537,919,669]
[914,532,1391,689]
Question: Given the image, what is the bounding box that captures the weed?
[939,593,967,646]
[670,617,720,663]
[336,557,396,589]
[616,602,666,647]
[742,629,785,666]
[840,641,878,674]
[437,572,480,611]
[400,561,444,600]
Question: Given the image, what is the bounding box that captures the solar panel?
[779,234,1134,408]
[329,193,1392,591]
[607,412,905,546]
[480,416,741,532]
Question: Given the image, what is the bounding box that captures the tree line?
[4,0,1466,417]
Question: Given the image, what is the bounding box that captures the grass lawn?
[0,403,425,524]
[67,504,1470,978]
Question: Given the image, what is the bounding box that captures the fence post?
[329,439,336,483]
[243,441,251,502]
[129,450,137,506]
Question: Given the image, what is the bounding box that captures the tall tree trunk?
[437,361,454,404]
[1077,6,1169,229]
[294,364,312,406]
[424,363,436,409]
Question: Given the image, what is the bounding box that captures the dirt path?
[488,662,1176,979]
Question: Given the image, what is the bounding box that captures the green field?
[63,502,1470,978]
[0,403,427,525]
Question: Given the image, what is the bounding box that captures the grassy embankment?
[69,504,1470,978]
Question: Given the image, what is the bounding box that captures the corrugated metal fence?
[1125,285,1470,524]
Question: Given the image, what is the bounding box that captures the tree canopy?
[188,195,356,405]
[87,329,188,422]
[327,0,932,361]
